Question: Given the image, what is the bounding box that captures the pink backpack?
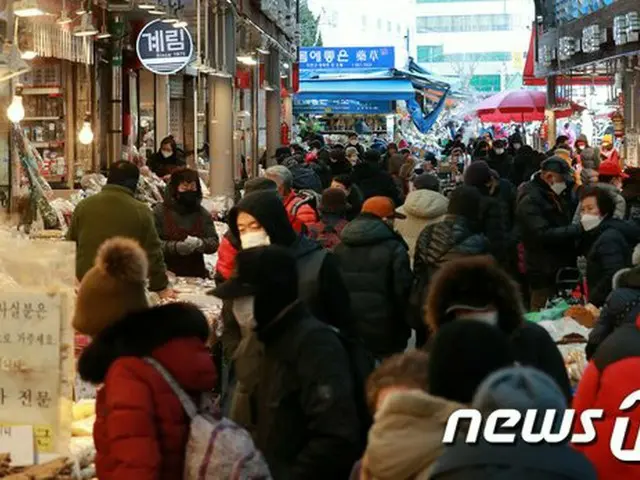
[145,358,272,479]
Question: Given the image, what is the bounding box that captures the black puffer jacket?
[587,266,640,359]
[510,146,542,187]
[477,187,511,270]
[582,218,640,307]
[409,216,489,331]
[516,174,580,289]
[254,301,361,480]
[334,214,413,358]
[351,162,403,206]
[622,181,640,223]
[486,151,513,180]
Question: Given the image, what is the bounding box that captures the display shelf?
[23,116,63,122]
[43,174,65,183]
[22,87,63,96]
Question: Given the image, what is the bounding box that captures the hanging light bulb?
[78,115,94,145]
[7,86,25,124]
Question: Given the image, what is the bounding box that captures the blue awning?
[296,78,415,102]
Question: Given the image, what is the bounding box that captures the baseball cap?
[598,161,629,179]
[541,156,573,181]
[362,196,406,219]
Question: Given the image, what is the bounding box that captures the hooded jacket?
[510,146,542,187]
[362,390,463,480]
[586,265,640,359]
[622,170,640,222]
[227,191,353,334]
[334,213,413,357]
[516,174,580,289]
[487,150,514,180]
[148,136,186,178]
[572,183,626,223]
[395,190,448,260]
[352,162,404,207]
[78,303,216,480]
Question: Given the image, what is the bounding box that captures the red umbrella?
[473,89,585,123]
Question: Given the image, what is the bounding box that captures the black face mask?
[177,191,200,209]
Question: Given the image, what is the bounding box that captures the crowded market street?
[0,0,640,478]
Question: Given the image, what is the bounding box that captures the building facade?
[306,0,412,68]
[412,0,534,92]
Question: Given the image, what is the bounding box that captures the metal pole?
[252,60,260,178]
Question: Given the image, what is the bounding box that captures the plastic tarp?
[408,93,448,134]
[296,78,416,102]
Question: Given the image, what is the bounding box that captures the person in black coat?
[334,197,413,359]
[227,190,353,335]
[486,138,513,180]
[328,147,353,177]
[347,132,366,157]
[510,145,542,186]
[410,186,489,348]
[516,157,581,310]
[212,246,361,480]
[586,263,640,359]
[578,187,640,307]
[352,149,404,206]
[424,255,573,403]
[622,167,640,222]
[148,135,186,179]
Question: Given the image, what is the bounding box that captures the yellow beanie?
[73,237,150,337]
[602,134,613,146]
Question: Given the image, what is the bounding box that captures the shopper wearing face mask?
[572,160,627,224]
[487,139,514,180]
[348,132,365,157]
[516,157,581,310]
[334,196,413,360]
[153,168,219,278]
[148,136,186,180]
[211,246,362,479]
[578,187,640,307]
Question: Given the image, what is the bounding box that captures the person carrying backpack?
[266,165,319,231]
[308,188,350,250]
[212,246,363,479]
[74,238,219,479]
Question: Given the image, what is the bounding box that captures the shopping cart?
[548,267,587,307]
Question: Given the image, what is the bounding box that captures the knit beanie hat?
[321,188,349,214]
[428,321,514,404]
[73,237,150,337]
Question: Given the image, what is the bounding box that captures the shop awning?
[296,78,416,102]
[523,28,613,86]
[293,99,394,115]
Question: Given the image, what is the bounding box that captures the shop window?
[417,45,444,63]
[423,51,513,63]
[469,74,502,92]
[416,14,512,33]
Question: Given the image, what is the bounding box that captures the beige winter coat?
[395,190,448,260]
[362,390,463,480]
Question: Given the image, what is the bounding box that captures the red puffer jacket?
[78,303,216,480]
[215,232,240,281]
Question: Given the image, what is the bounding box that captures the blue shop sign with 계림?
[136,19,194,75]
[299,47,395,70]
[294,99,393,114]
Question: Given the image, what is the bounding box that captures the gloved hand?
[186,235,204,251]
[175,236,202,256]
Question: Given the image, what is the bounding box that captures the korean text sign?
[136,19,194,75]
[0,292,62,453]
[299,47,395,71]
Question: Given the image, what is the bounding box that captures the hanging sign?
[136,19,193,75]
[299,47,395,71]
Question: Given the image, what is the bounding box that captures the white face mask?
[551,182,567,195]
[240,230,271,250]
[581,213,603,231]
[494,148,505,155]
[161,150,173,158]
[513,143,522,150]
[455,310,499,326]
[232,296,256,335]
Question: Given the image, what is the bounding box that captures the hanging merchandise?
[31,22,94,64]
[280,121,289,145]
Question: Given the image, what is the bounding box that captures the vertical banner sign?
[136,19,194,75]
[299,47,395,70]
[0,292,62,454]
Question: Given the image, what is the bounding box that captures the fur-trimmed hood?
[78,303,213,388]
[425,256,524,334]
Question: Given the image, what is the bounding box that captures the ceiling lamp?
[74,12,99,37]
[138,0,157,9]
[13,0,46,17]
[7,86,25,124]
[237,55,258,66]
[57,0,73,25]
[96,8,111,39]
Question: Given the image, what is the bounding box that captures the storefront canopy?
[296,78,416,102]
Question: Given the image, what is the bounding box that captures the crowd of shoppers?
[68,130,640,480]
